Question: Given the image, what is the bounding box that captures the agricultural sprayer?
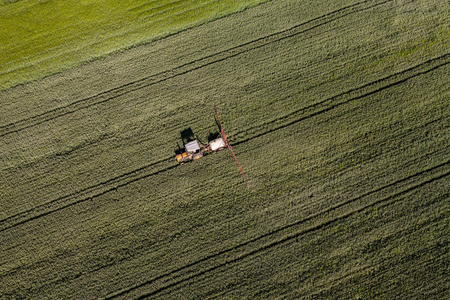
[175,101,250,187]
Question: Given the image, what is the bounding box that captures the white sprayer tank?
[209,138,226,151]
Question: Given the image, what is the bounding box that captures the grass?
[0,0,269,90]
[0,0,449,298]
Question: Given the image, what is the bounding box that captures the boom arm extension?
[215,101,251,188]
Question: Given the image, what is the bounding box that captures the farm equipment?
[175,140,204,163]
[175,135,226,164]
[175,101,250,187]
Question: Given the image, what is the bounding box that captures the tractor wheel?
[193,152,203,160]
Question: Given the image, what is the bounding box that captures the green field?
[0,0,268,90]
[1,0,449,298]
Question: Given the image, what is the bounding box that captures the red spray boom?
[215,101,251,188]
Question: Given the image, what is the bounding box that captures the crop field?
[0,0,269,90]
[0,0,449,298]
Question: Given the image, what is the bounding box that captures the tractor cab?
[176,140,203,163]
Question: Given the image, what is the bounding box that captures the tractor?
[174,101,250,187]
[175,137,226,163]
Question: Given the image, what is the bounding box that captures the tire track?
[233,53,450,145]
[0,0,395,138]
[103,160,449,299]
[1,50,447,233]
[0,157,175,232]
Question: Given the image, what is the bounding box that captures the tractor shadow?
[180,128,195,145]
[175,127,194,155]
[205,115,222,143]
[207,131,220,143]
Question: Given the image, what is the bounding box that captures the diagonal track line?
[0,157,175,232]
[233,53,450,145]
[1,51,447,233]
[103,160,449,299]
[0,0,395,138]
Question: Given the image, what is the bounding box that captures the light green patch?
[362,24,449,72]
[0,0,269,90]
[397,25,450,59]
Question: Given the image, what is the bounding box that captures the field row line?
[0,0,394,137]
[1,52,448,233]
[103,159,450,299]
[0,157,175,232]
[233,52,450,145]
